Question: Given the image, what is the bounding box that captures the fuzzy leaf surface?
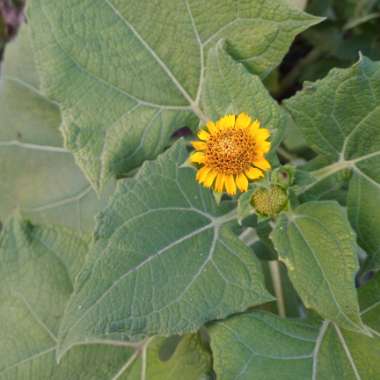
[313,273,380,380]
[0,26,108,231]
[209,275,380,380]
[209,311,319,380]
[27,0,320,189]
[285,57,380,269]
[57,141,273,357]
[272,201,365,333]
[0,216,138,379]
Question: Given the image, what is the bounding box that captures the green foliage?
[0,217,210,378]
[126,335,212,380]
[284,57,380,275]
[57,141,273,358]
[27,0,320,190]
[201,41,288,150]
[209,311,319,380]
[0,0,379,378]
[0,26,110,231]
[272,201,365,333]
[209,273,380,379]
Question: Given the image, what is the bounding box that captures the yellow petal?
[245,167,264,180]
[190,151,205,164]
[256,141,271,154]
[197,129,210,141]
[196,166,210,183]
[225,175,237,195]
[254,128,271,142]
[253,158,271,171]
[236,173,249,192]
[192,141,207,151]
[236,113,252,129]
[204,170,218,188]
[215,173,226,193]
[207,121,218,135]
[249,120,261,135]
[217,114,236,130]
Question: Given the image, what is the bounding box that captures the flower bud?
[272,165,295,189]
[251,185,288,217]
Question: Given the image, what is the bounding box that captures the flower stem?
[269,260,286,317]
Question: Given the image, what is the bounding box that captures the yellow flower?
[189,113,271,195]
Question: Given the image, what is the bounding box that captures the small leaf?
[0,26,109,231]
[272,201,366,333]
[27,0,321,189]
[284,57,380,268]
[209,311,319,380]
[57,141,273,358]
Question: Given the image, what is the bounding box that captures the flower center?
[205,129,257,175]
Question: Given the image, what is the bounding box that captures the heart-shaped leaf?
[57,141,273,358]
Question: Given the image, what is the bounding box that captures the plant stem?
[269,260,286,317]
[140,341,148,380]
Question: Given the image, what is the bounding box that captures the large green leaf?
[27,0,320,190]
[313,273,380,380]
[0,26,109,232]
[284,57,380,270]
[57,141,273,358]
[209,311,320,380]
[272,201,366,333]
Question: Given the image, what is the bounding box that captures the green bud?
[272,165,295,189]
[251,185,288,217]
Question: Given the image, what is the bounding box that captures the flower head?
[189,113,271,195]
[251,185,288,217]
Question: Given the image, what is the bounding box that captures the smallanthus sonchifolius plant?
[0,0,379,379]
